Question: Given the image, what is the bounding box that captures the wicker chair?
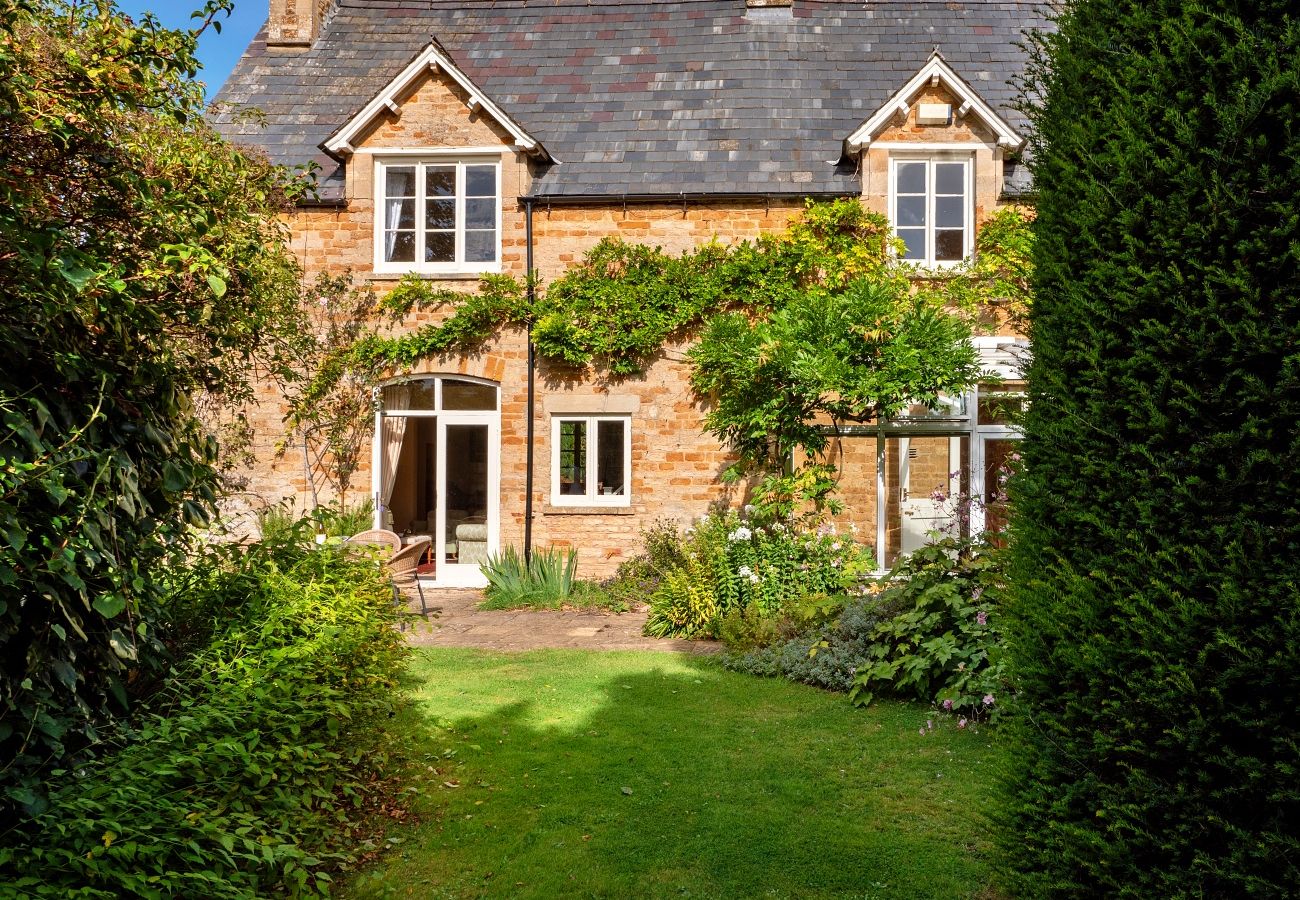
[342,529,402,558]
[387,537,431,623]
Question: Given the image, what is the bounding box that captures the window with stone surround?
[374,157,500,274]
[550,416,631,507]
[889,155,972,267]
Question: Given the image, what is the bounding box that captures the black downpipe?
[523,198,536,565]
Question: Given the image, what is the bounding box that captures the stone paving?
[401,588,720,654]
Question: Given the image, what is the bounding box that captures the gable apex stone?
[321,41,549,162]
[844,51,1024,154]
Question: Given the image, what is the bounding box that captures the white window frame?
[373,154,503,275]
[887,153,974,268]
[550,415,632,507]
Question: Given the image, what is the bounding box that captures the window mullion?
[586,417,598,500]
[414,162,426,269]
[927,159,936,267]
[455,163,465,265]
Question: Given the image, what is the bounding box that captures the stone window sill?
[541,504,636,516]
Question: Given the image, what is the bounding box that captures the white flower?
[728,526,753,542]
[738,565,754,578]
[748,572,760,584]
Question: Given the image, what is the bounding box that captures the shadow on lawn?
[349,652,1002,900]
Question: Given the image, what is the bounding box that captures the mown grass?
[343,649,1004,899]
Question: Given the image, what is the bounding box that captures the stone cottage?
[212,0,1041,585]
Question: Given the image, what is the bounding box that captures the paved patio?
[401,588,720,654]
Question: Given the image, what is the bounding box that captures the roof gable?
[844,51,1024,153]
[321,41,549,161]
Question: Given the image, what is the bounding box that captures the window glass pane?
[425,197,455,230]
[385,166,415,197]
[425,166,455,197]
[464,230,496,263]
[935,229,965,261]
[558,421,587,496]
[441,379,497,411]
[897,228,926,260]
[383,379,437,411]
[935,196,965,229]
[896,195,926,227]
[977,382,1027,425]
[935,163,965,195]
[465,198,495,229]
[596,420,626,496]
[426,231,454,262]
[386,230,415,262]
[896,162,926,195]
[465,165,497,197]
[383,197,415,230]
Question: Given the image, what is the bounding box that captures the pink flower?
[957,718,967,729]
[919,727,925,735]
[982,694,995,706]
[976,610,987,626]
[941,699,953,711]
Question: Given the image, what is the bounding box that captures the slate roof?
[211,0,1048,202]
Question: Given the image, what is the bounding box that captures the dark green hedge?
[1002,1,1300,896]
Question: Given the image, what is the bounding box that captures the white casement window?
[889,156,973,267]
[551,416,632,506]
[374,157,501,274]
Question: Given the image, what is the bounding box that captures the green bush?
[643,514,874,638]
[847,538,1005,719]
[258,499,375,544]
[722,593,898,693]
[0,538,407,897]
[0,2,309,817]
[721,536,1004,716]
[480,545,579,610]
[1002,1,1300,894]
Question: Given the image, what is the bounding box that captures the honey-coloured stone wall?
[226,58,1023,579]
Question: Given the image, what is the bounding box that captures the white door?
[434,416,499,588]
[899,436,962,555]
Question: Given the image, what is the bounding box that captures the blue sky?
[117,0,266,99]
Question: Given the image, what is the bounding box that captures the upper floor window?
[890,156,972,267]
[374,157,500,274]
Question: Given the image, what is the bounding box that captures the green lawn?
[343,649,1004,899]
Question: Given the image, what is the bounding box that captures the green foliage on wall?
[290,202,1031,520]
[1001,1,1300,895]
[0,0,311,820]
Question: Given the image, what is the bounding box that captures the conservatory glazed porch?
[814,336,1025,567]
[372,375,500,588]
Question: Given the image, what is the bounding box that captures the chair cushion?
[455,523,489,542]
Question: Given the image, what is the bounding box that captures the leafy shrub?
[594,519,686,609]
[644,514,874,638]
[480,545,579,610]
[848,538,1004,719]
[0,537,406,897]
[0,2,310,817]
[259,500,375,545]
[721,537,1006,717]
[722,592,903,692]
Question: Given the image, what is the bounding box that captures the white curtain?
[384,197,403,260]
[380,384,411,527]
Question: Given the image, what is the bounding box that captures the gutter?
[519,190,854,207]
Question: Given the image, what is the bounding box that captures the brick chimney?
[267,0,330,48]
